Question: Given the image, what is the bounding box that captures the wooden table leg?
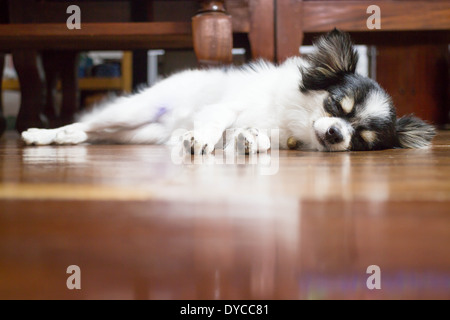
[42,52,59,125]
[192,0,233,65]
[0,53,6,136]
[59,51,80,127]
[12,50,48,133]
[42,51,80,128]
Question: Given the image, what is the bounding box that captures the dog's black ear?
[300,28,358,92]
[395,115,436,149]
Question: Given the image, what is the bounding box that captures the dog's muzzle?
[313,117,352,151]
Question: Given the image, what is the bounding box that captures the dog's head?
[300,29,436,151]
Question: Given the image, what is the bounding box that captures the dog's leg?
[182,103,237,155]
[88,123,168,144]
[22,123,88,145]
[21,87,171,145]
[225,128,271,154]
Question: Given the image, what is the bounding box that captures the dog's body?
[22,30,436,153]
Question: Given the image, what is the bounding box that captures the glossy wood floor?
[0,130,449,300]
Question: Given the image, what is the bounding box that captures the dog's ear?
[395,115,436,149]
[300,28,358,92]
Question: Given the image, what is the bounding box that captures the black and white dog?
[22,29,435,153]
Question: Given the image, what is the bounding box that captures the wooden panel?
[303,30,450,46]
[0,22,193,51]
[276,0,450,61]
[149,0,198,22]
[227,0,251,33]
[276,0,304,62]
[9,1,131,23]
[376,44,449,125]
[248,0,275,61]
[302,1,450,32]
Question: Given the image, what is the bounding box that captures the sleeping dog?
[22,29,435,153]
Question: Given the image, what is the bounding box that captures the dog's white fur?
[22,57,333,153]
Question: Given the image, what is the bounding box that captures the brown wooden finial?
[192,0,233,66]
[198,0,227,13]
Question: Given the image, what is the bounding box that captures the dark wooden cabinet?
[0,0,449,133]
[275,0,450,124]
[376,44,449,126]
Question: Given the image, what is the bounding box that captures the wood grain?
[376,44,449,125]
[276,0,304,62]
[192,1,233,65]
[0,22,194,51]
[226,0,251,33]
[302,1,450,32]
[0,131,449,299]
[276,0,450,61]
[248,0,275,61]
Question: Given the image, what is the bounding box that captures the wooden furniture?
[276,0,450,61]
[1,0,449,133]
[0,54,5,135]
[0,0,7,135]
[376,44,449,126]
[2,52,133,92]
[0,0,189,131]
[276,0,450,125]
[0,0,274,133]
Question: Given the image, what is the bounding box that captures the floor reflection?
[22,145,88,164]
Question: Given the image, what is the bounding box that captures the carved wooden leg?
[192,0,233,65]
[42,51,59,126]
[12,50,48,133]
[0,53,6,136]
[59,51,80,127]
[42,51,80,128]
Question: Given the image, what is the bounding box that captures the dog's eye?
[324,97,345,117]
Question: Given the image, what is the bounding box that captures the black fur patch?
[396,115,436,149]
[300,29,359,92]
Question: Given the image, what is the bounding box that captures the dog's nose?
[325,126,343,144]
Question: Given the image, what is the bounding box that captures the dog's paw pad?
[235,130,258,155]
[181,131,214,155]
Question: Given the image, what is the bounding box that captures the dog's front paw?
[227,128,271,154]
[22,128,57,145]
[54,128,88,145]
[22,125,88,146]
[181,131,214,155]
[235,129,258,155]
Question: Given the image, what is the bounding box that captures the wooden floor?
[0,130,449,300]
